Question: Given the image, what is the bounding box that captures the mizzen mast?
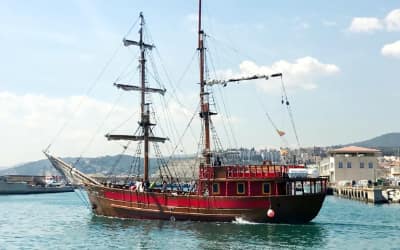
[106,12,167,182]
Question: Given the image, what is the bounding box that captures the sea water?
[0,192,399,249]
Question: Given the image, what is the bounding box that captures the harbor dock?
[331,186,387,204]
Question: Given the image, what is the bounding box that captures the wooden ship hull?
[86,164,327,223]
[87,184,325,223]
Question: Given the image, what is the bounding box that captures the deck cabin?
[198,164,327,197]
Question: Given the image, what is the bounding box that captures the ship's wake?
[233,217,260,225]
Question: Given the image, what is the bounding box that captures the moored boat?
[0,175,74,195]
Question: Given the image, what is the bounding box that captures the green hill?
[0,155,161,176]
[337,132,400,155]
[3,133,399,176]
[351,132,400,148]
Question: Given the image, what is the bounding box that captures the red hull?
[86,184,326,223]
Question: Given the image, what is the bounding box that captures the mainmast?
[198,0,213,165]
[197,1,283,166]
[106,12,167,182]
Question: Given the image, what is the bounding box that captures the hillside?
[350,133,400,148]
[2,133,399,176]
[0,155,160,176]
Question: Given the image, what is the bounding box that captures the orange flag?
[276,130,286,137]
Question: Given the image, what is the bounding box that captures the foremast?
[106,12,167,182]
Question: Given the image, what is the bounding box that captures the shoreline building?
[319,146,381,184]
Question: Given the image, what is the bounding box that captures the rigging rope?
[124,15,141,38]
[207,34,259,66]
[205,34,239,149]
[114,50,140,83]
[106,141,132,178]
[74,91,124,166]
[165,104,200,165]
[107,125,141,177]
[265,111,289,148]
[146,50,199,157]
[108,110,140,135]
[205,41,227,147]
[152,138,177,187]
[280,77,301,148]
[125,140,142,182]
[46,14,142,152]
[45,44,123,152]
[146,33,200,151]
[209,119,227,163]
[74,187,91,210]
[147,53,199,146]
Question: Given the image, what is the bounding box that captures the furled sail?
[44,152,100,186]
[105,134,168,143]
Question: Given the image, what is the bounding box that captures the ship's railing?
[199,166,215,179]
[226,165,288,179]
[199,164,305,179]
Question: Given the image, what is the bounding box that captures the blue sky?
[0,0,399,166]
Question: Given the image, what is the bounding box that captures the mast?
[197,1,282,166]
[138,13,150,181]
[106,12,167,182]
[198,0,212,165]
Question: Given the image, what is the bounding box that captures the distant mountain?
[0,155,162,176]
[336,133,400,155]
[349,133,400,148]
[3,133,399,176]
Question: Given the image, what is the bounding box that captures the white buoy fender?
[267,208,275,218]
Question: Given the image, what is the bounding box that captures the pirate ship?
[45,0,327,223]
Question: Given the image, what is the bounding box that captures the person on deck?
[162,180,167,193]
[214,156,222,166]
[137,179,144,192]
[144,179,150,191]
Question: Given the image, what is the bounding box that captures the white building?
[319,146,380,184]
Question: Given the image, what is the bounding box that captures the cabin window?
[360,162,364,168]
[237,182,245,195]
[262,182,271,194]
[368,162,373,168]
[347,162,352,168]
[212,183,220,194]
[338,162,343,168]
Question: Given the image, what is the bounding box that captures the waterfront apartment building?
[319,146,381,184]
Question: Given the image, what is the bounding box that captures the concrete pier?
[331,186,387,204]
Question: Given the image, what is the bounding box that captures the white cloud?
[0,91,204,166]
[0,92,133,166]
[347,9,400,58]
[348,17,383,33]
[385,9,400,31]
[216,57,339,93]
[348,9,400,33]
[381,40,400,58]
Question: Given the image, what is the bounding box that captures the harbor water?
[1,192,399,249]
